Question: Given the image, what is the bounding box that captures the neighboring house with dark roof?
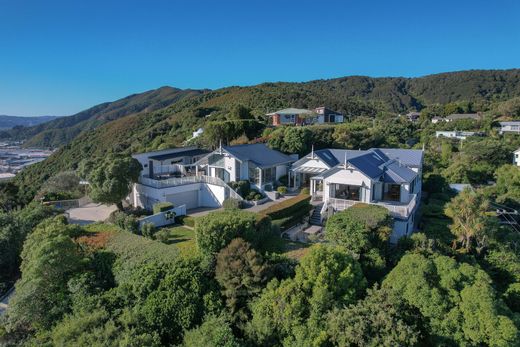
[130,144,295,211]
[290,147,423,242]
[403,111,420,122]
[267,107,344,126]
[499,121,520,134]
[432,113,482,123]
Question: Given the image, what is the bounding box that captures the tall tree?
[444,188,491,252]
[215,238,268,326]
[81,156,142,210]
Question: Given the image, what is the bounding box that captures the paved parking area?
[67,203,117,225]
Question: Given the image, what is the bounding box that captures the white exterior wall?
[514,151,520,166]
[132,182,224,210]
[323,167,373,203]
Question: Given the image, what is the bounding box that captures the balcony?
[327,194,417,219]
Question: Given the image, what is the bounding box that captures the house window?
[248,164,259,185]
[262,167,275,184]
[331,184,361,201]
[383,183,401,202]
[208,154,225,167]
[235,162,241,180]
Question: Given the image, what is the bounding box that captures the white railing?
[326,194,417,219]
[139,175,243,201]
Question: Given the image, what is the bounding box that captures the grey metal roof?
[148,148,210,161]
[375,148,423,168]
[500,121,520,126]
[223,143,295,168]
[309,148,423,168]
[266,108,315,116]
[383,161,417,183]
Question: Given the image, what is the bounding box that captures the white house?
[513,148,520,166]
[194,143,295,191]
[435,130,483,140]
[290,147,423,242]
[130,144,295,211]
[499,121,520,134]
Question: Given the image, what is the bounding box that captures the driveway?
[67,203,117,225]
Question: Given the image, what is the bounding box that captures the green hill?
[11,69,520,202]
[0,86,205,148]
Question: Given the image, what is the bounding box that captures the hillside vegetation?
[0,86,205,148]
[10,69,520,202]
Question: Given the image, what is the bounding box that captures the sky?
[0,0,519,117]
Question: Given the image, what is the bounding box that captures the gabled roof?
[266,108,315,116]
[222,143,295,168]
[295,148,423,169]
[383,161,417,183]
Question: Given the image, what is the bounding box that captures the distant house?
[267,107,344,126]
[290,147,423,242]
[192,128,204,138]
[130,144,295,210]
[499,121,520,134]
[435,130,483,140]
[513,148,520,166]
[404,111,420,122]
[431,116,442,124]
[432,113,482,123]
[445,113,482,122]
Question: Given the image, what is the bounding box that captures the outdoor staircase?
[310,202,324,226]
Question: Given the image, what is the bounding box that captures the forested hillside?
[0,86,205,148]
[9,69,520,202]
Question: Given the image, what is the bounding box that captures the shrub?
[195,210,265,257]
[141,222,157,239]
[153,202,174,214]
[223,197,243,210]
[111,211,139,234]
[176,215,196,227]
[254,193,263,201]
[300,187,310,195]
[277,186,288,194]
[229,180,251,197]
[154,229,170,243]
[261,194,311,220]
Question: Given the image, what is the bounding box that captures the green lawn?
[160,225,198,258]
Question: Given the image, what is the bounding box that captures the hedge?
[261,194,311,220]
[153,202,174,214]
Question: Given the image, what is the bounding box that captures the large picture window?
[383,183,401,201]
[331,184,361,201]
[262,167,275,184]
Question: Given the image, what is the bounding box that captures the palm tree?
[444,188,490,252]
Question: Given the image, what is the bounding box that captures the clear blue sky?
[1,0,519,116]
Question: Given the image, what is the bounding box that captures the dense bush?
[222,197,243,210]
[195,210,267,258]
[276,186,287,194]
[141,222,157,239]
[153,201,174,214]
[110,211,139,234]
[176,215,196,227]
[228,180,251,197]
[300,187,310,195]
